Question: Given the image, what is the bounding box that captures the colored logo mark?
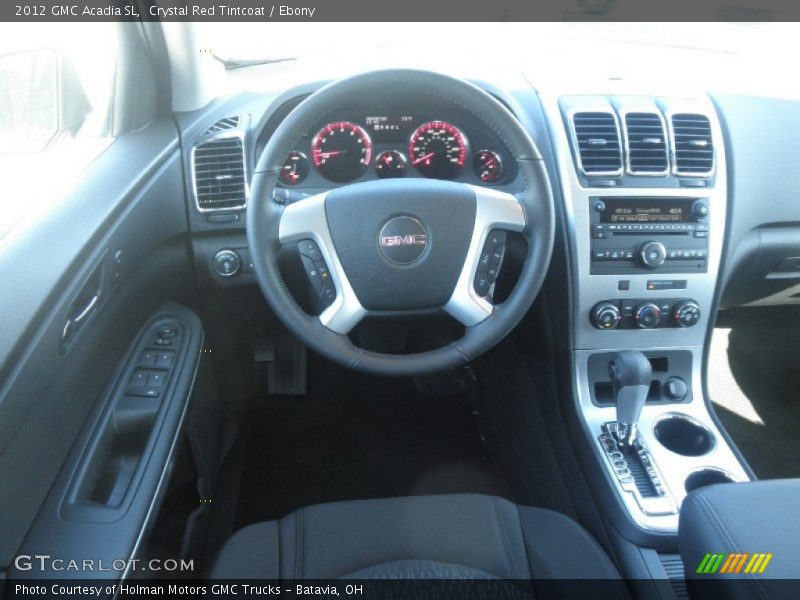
[697,553,773,574]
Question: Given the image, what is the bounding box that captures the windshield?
[197,22,800,98]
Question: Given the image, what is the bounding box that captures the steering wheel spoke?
[279,193,367,334]
[444,186,526,327]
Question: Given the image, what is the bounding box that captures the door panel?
[0,117,196,569]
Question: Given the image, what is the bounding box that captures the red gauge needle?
[317,150,347,158]
[412,152,436,165]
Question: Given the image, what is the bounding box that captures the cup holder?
[653,413,715,457]
[685,468,736,494]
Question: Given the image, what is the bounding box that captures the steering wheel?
[248,69,554,376]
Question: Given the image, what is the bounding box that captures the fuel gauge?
[374,150,407,178]
[473,150,503,183]
[280,151,309,185]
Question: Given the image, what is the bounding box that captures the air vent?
[203,115,241,136]
[671,114,714,176]
[623,112,669,175]
[570,112,623,176]
[192,136,247,212]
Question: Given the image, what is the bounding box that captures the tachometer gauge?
[311,121,373,182]
[473,150,503,183]
[374,150,407,178]
[280,151,309,185]
[408,121,467,179]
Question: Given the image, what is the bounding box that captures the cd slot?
[613,231,690,236]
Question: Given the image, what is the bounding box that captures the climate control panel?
[591,298,701,330]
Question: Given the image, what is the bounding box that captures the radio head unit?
[590,197,709,274]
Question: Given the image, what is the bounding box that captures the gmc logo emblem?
[380,234,427,247]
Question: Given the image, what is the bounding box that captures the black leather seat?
[211,494,623,586]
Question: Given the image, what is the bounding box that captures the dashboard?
[177,76,800,537]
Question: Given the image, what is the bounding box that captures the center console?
[538,88,750,534]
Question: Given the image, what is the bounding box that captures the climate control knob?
[591,302,622,330]
[673,300,701,327]
[634,302,661,329]
[638,241,667,269]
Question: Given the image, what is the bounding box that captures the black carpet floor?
[234,355,505,528]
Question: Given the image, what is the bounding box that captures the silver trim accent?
[278,192,367,334]
[566,107,624,178]
[663,107,716,178]
[190,114,250,213]
[443,185,526,326]
[539,87,745,532]
[619,107,670,177]
[599,422,678,516]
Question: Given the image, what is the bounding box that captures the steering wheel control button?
[473,230,508,300]
[298,239,323,261]
[300,255,325,295]
[487,229,507,247]
[638,241,667,269]
[378,216,428,265]
[591,301,622,330]
[320,280,336,307]
[635,302,662,329]
[673,300,701,327]
[297,239,336,308]
[213,249,241,277]
[474,270,491,297]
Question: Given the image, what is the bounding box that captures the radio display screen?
[600,198,694,223]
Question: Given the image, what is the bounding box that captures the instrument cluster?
[278,115,510,187]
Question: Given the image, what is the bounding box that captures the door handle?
[62,294,99,345]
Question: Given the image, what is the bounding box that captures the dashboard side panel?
[713,94,800,307]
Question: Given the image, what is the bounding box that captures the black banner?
[6,578,800,600]
[3,0,800,22]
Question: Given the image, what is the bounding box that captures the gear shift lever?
[609,351,652,447]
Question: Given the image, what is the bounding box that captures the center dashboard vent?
[192,134,248,212]
[671,114,714,176]
[623,112,669,175]
[570,112,623,176]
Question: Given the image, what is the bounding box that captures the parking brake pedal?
[266,335,307,396]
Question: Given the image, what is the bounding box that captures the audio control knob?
[673,300,701,327]
[635,302,661,329]
[591,302,622,330]
[213,249,241,277]
[692,200,709,220]
[639,241,667,269]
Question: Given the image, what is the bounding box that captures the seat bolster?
[274,494,532,579]
[209,521,280,579]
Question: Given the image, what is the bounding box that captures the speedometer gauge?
[408,121,467,179]
[311,121,373,182]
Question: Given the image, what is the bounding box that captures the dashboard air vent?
[570,112,623,176]
[203,115,241,136]
[192,136,247,211]
[671,114,714,176]
[624,112,669,175]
